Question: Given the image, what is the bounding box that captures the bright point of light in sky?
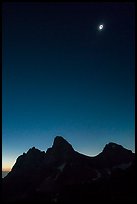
[98,24,104,30]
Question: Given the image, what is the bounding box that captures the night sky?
[2,3,135,170]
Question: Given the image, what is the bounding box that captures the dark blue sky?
[2,3,135,170]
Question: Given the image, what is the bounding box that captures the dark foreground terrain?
[2,136,136,203]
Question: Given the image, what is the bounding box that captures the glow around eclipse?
[98,24,104,30]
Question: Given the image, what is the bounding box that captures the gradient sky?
[2,3,135,171]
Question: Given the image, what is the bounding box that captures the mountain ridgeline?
[3,136,135,203]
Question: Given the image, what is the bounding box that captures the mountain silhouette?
[3,136,135,203]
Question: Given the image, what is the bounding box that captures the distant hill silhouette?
[3,136,136,203]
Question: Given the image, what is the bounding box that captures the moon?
[98,24,103,31]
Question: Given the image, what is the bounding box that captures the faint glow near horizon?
[2,165,12,171]
[2,155,16,171]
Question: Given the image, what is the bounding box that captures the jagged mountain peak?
[27,146,44,154]
[103,142,123,151]
[99,142,134,167]
[10,147,45,173]
[45,136,75,163]
[52,136,74,150]
[103,142,132,153]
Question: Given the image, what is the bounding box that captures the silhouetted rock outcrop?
[45,136,75,165]
[2,136,135,204]
[94,142,134,168]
